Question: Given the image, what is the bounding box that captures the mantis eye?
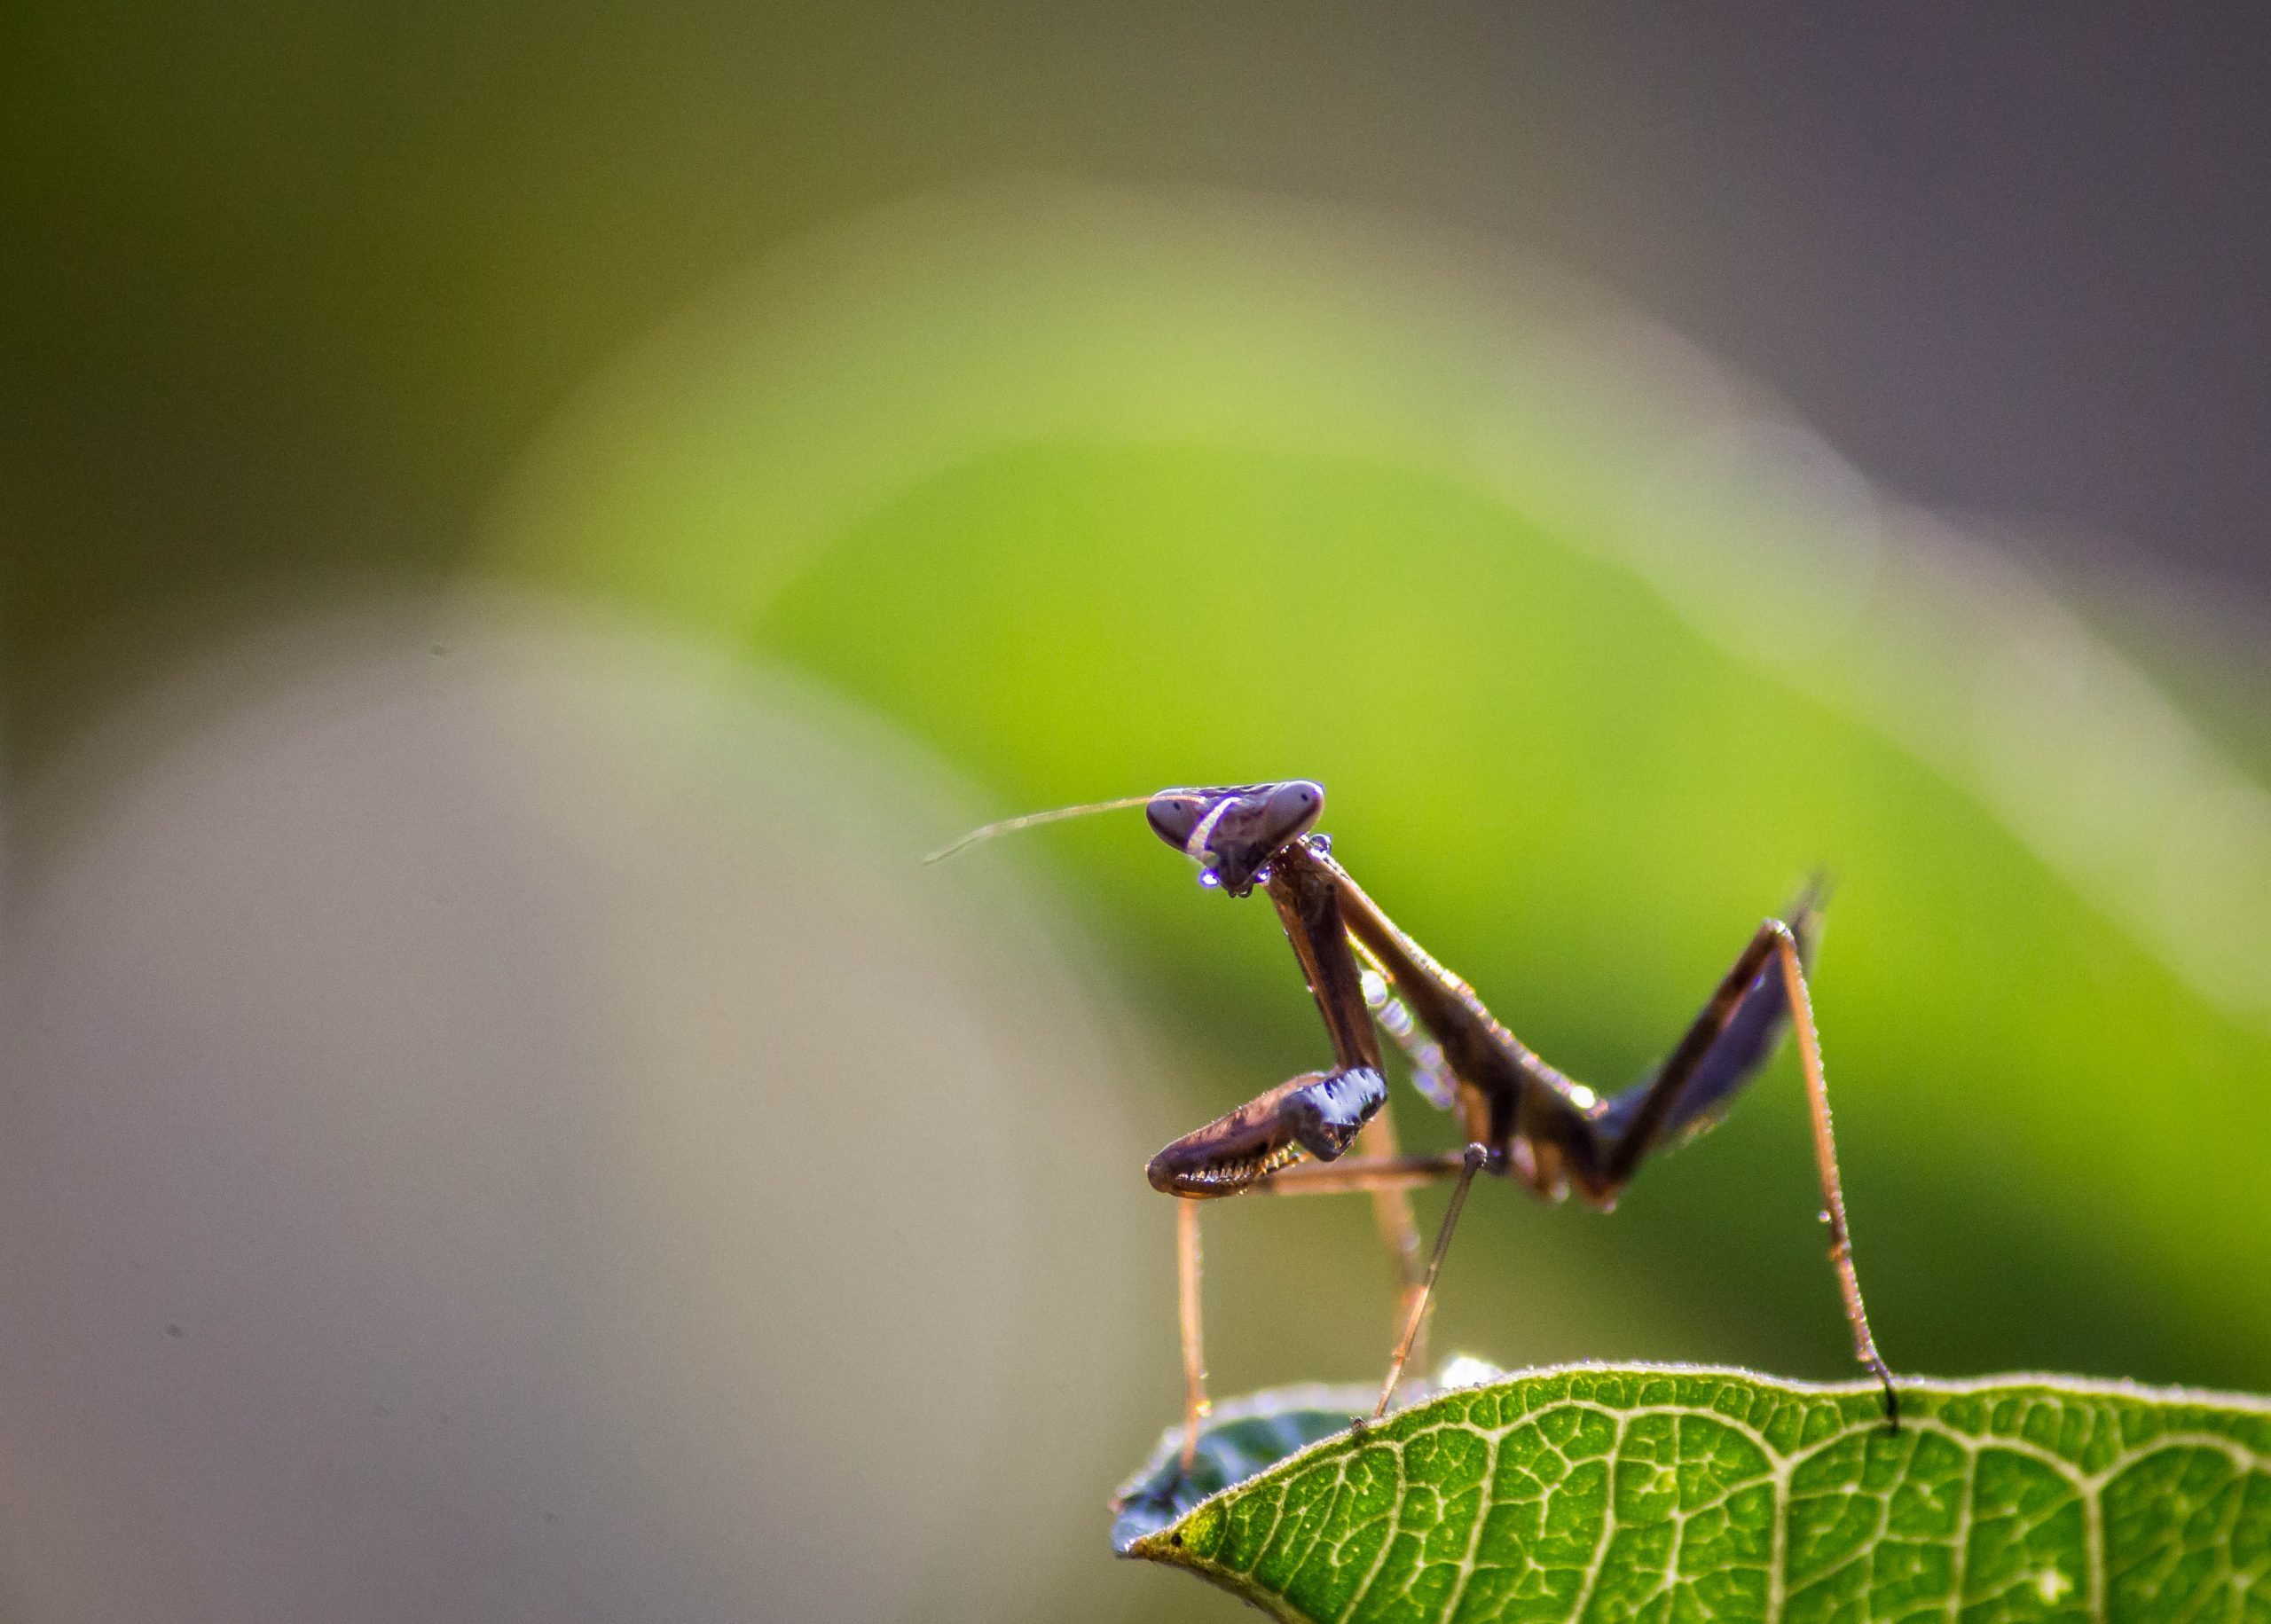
[1143,791,1209,849]
[1261,780,1324,836]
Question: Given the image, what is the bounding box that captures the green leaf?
[1116,1365,2271,1622]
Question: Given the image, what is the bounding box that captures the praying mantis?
[932,779,1894,1470]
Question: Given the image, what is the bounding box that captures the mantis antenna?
[923,794,1157,864]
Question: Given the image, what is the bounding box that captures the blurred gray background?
[10,4,2270,750]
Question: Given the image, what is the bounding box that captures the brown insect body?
[1126,779,1890,1449]
[926,776,1893,1467]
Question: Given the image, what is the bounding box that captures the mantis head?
[923,778,1325,896]
[1143,780,1325,896]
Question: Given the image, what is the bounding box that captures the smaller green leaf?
[1113,1385,1376,1556]
[1116,1364,2271,1623]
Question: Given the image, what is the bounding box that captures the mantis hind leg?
[1589,882,1823,1155]
[1582,886,1897,1425]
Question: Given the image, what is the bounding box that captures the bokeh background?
[6,7,2270,1621]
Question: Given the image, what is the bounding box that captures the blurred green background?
[7,7,2271,1622]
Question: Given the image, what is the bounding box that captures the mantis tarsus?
[932,780,1895,1469]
